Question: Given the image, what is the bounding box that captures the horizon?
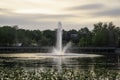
[0,0,120,30]
[0,21,118,31]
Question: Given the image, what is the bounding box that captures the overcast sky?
[0,0,120,30]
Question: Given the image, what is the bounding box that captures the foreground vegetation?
[0,67,120,80]
[0,22,120,47]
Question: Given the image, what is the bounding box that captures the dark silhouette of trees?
[92,22,120,47]
[0,26,16,46]
[92,22,109,46]
[0,22,120,47]
[78,27,92,47]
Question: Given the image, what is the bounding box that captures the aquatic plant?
[0,67,120,80]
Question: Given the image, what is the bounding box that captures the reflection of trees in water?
[0,54,120,70]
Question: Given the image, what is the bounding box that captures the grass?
[0,67,120,80]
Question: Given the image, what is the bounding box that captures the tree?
[92,22,120,47]
[92,22,109,46]
[78,27,92,47]
[107,22,118,46]
[0,22,120,47]
[0,26,16,46]
[42,30,56,46]
[39,36,50,46]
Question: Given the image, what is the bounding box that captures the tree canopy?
[0,22,120,47]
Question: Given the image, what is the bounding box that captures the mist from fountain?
[52,22,71,56]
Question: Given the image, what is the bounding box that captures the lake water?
[0,53,119,71]
[0,53,120,79]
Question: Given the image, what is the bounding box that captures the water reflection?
[0,53,119,71]
[0,53,120,79]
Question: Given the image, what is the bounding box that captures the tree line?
[0,22,120,47]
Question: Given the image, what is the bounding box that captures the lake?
[0,53,120,79]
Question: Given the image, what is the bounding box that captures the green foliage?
[92,22,120,47]
[0,26,16,46]
[0,67,119,80]
[0,22,120,47]
[78,27,92,47]
[42,30,56,46]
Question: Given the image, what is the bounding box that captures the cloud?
[0,8,7,11]
[0,8,14,15]
[0,8,8,12]
[0,12,78,30]
[0,14,56,30]
[67,3,104,10]
[0,10,77,21]
[0,0,120,30]
[92,8,120,17]
[35,14,77,19]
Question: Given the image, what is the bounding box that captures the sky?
[0,0,120,30]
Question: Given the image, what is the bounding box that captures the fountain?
[56,22,62,53]
[52,22,71,55]
[53,22,63,55]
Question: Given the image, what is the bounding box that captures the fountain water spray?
[53,22,71,55]
[56,22,63,55]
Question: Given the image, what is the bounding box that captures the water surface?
[0,53,119,71]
